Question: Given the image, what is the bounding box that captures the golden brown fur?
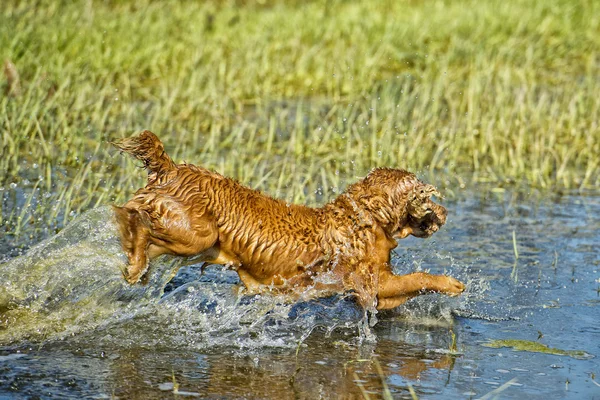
[112,131,465,310]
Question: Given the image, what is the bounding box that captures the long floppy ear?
[354,186,397,225]
[408,183,441,218]
[359,190,391,211]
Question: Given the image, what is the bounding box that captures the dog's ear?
[351,190,390,226]
[408,184,441,218]
[359,191,390,211]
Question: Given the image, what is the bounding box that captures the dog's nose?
[434,204,447,225]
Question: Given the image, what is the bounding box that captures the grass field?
[1,0,599,250]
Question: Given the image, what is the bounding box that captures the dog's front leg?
[377,271,465,310]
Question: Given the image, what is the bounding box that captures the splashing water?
[0,207,183,344]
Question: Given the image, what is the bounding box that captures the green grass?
[1,0,599,250]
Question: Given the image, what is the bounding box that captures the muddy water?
[0,189,599,399]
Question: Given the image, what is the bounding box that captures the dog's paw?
[124,274,140,285]
[123,264,149,285]
[123,269,143,285]
[440,276,466,296]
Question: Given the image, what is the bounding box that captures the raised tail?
[111,130,176,180]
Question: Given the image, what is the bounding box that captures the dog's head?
[400,182,447,238]
[346,168,447,239]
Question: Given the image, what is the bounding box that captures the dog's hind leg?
[113,206,151,284]
[144,205,221,260]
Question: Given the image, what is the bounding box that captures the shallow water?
[1,189,599,399]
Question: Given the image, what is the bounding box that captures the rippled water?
[1,189,599,399]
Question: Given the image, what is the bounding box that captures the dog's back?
[111,131,325,285]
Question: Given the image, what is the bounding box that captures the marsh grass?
[483,339,592,360]
[1,0,599,251]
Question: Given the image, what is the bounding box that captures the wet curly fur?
[112,131,465,310]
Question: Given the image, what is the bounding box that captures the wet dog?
[112,131,465,310]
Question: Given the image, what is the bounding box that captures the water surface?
[1,189,599,399]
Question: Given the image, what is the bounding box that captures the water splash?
[0,206,182,345]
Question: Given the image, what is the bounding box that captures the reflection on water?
[1,189,599,399]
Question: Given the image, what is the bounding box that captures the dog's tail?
[111,130,176,179]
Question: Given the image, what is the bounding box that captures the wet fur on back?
[113,131,465,310]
